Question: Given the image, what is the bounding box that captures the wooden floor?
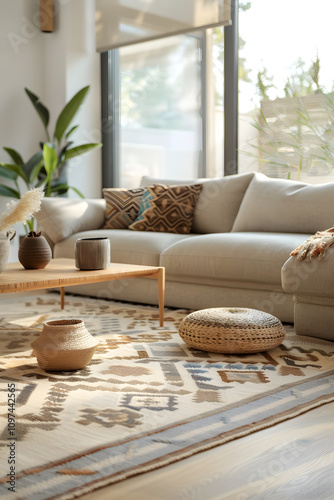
[80,400,334,500]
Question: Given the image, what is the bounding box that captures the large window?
[239,0,334,184]
[102,1,334,187]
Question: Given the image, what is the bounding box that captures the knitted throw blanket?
[291,227,334,261]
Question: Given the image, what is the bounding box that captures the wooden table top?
[0,258,163,294]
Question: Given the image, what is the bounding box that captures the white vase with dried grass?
[0,188,44,273]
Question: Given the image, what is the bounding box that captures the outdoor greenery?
[0,86,101,230]
[121,65,181,129]
[257,54,324,101]
[244,54,334,179]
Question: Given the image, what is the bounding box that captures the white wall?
[0,0,45,203]
[44,0,102,199]
[0,0,102,209]
[1,0,44,258]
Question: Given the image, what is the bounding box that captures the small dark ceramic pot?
[18,231,52,269]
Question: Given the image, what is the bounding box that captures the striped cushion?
[129,184,203,234]
[102,188,145,229]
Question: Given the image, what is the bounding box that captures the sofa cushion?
[54,229,194,267]
[140,172,254,233]
[160,232,310,285]
[129,184,202,234]
[35,198,106,244]
[102,187,145,229]
[232,173,334,234]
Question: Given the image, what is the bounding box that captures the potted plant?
[0,85,102,231]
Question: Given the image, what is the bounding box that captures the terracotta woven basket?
[178,307,285,354]
[31,319,99,371]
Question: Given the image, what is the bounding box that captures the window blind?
[95,0,231,52]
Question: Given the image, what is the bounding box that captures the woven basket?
[31,319,99,371]
[178,307,285,354]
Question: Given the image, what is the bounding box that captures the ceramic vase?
[75,237,110,270]
[0,230,16,274]
[31,319,99,371]
[18,231,52,269]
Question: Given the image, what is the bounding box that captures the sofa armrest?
[281,248,334,297]
[35,197,106,245]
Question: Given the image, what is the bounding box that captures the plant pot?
[31,319,99,371]
[75,237,110,270]
[18,231,52,269]
[0,230,16,274]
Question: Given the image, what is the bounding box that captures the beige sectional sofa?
[35,172,334,331]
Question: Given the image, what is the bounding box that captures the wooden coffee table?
[0,258,165,326]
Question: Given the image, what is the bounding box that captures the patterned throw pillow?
[129,184,203,234]
[102,187,145,229]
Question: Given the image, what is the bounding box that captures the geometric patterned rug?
[1,293,334,500]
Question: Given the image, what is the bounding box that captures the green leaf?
[50,184,85,198]
[58,142,73,163]
[0,164,18,180]
[260,158,289,168]
[43,144,58,176]
[54,86,90,144]
[23,151,44,181]
[25,87,50,132]
[50,183,70,195]
[66,125,79,139]
[3,147,24,166]
[259,109,269,126]
[29,159,44,183]
[64,143,102,160]
[0,185,20,198]
[0,163,28,183]
[50,185,69,196]
[68,186,85,198]
[26,218,34,232]
[251,122,266,132]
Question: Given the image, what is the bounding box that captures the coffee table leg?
[60,287,65,309]
[157,267,165,327]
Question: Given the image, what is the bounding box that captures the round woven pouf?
[178,308,285,354]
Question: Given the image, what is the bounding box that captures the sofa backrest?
[35,198,106,244]
[232,172,334,234]
[140,172,254,233]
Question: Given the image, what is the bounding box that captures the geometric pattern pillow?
[102,187,145,229]
[129,184,203,234]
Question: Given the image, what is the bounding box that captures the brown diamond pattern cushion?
[102,187,145,229]
[129,184,203,234]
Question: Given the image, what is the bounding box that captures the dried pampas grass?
[0,189,44,234]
